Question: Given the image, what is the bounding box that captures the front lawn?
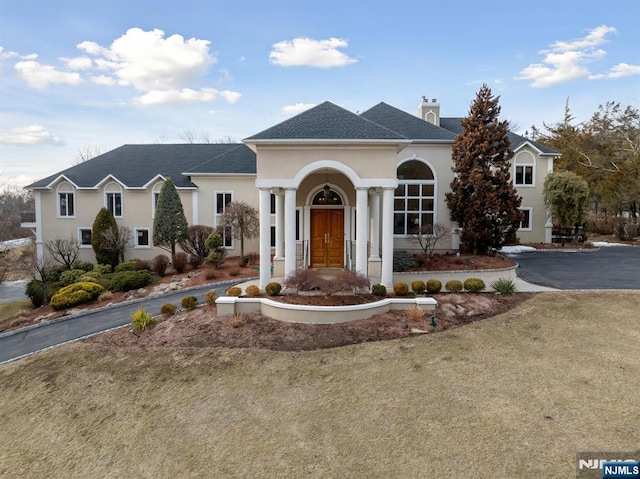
[0,291,638,478]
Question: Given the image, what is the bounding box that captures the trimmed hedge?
[426,279,442,293]
[411,280,426,294]
[463,277,486,293]
[445,279,463,293]
[371,283,387,297]
[265,282,282,296]
[393,282,410,296]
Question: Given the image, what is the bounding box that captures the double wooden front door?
[310,209,344,268]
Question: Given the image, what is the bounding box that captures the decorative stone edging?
[216,296,437,324]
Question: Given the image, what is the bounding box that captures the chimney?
[418,96,440,126]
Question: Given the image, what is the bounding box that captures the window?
[270,209,301,247]
[78,228,92,247]
[135,228,150,248]
[214,191,233,248]
[515,165,534,185]
[514,152,535,186]
[394,160,435,236]
[519,208,532,231]
[152,183,162,218]
[106,192,122,217]
[58,192,75,217]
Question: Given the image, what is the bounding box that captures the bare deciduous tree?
[216,201,259,258]
[46,237,80,269]
[73,145,102,165]
[410,223,451,256]
[101,226,133,264]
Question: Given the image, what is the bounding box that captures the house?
[24,98,558,288]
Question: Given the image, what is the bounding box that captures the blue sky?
[1,0,639,187]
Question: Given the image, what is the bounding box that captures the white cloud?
[281,102,316,116]
[607,63,640,78]
[90,74,116,85]
[82,28,215,92]
[133,87,241,106]
[517,25,623,88]
[0,46,37,61]
[269,37,357,68]
[61,56,93,70]
[14,60,82,90]
[0,124,65,146]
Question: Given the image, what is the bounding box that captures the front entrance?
[310,209,344,268]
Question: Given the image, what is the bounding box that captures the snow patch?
[499,245,537,253]
[0,237,33,251]
[590,241,633,247]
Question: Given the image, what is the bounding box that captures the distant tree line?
[0,188,34,242]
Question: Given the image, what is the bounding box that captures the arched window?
[394,160,435,235]
[311,189,342,205]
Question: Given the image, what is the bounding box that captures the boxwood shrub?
[426,279,442,293]
[463,277,486,293]
[445,279,463,293]
[411,280,426,294]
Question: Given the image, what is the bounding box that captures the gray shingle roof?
[439,117,559,154]
[244,101,407,141]
[186,144,256,174]
[26,144,256,189]
[360,102,457,141]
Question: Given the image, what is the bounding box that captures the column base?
[367,257,381,278]
[272,257,285,277]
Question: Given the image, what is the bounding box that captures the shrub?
[284,269,369,295]
[179,225,214,259]
[189,254,204,269]
[114,261,135,273]
[371,283,387,297]
[160,303,177,317]
[173,252,188,274]
[50,281,104,311]
[463,277,486,293]
[245,284,260,297]
[131,308,155,333]
[245,252,259,265]
[229,267,240,277]
[133,259,151,271]
[393,250,416,272]
[265,282,282,296]
[406,305,426,322]
[98,291,113,302]
[393,282,410,296]
[204,290,218,305]
[204,268,217,280]
[426,279,442,293]
[490,277,517,296]
[45,264,68,282]
[59,269,86,286]
[151,254,170,276]
[181,295,198,310]
[411,280,426,294]
[26,280,50,307]
[93,264,112,275]
[79,270,101,282]
[206,249,227,268]
[73,261,94,272]
[205,233,227,268]
[110,270,155,292]
[229,313,247,328]
[445,280,462,293]
[285,269,325,291]
[226,286,242,297]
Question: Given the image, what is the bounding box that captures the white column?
[381,187,395,288]
[284,187,297,279]
[259,188,272,288]
[355,187,369,276]
[274,190,284,259]
[369,189,381,259]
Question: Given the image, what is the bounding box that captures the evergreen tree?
[92,207,120,267]
[445,84,523,254]
[543,171,589,244]
[153,177,189,264]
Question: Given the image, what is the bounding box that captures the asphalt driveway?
[505,245,640,290]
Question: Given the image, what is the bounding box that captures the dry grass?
[0,291,639,479]
[0,299,32,323]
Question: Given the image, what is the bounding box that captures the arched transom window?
[394,160,435,235]
[312,188,342,206]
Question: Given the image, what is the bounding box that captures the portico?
[255,160,399,289]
